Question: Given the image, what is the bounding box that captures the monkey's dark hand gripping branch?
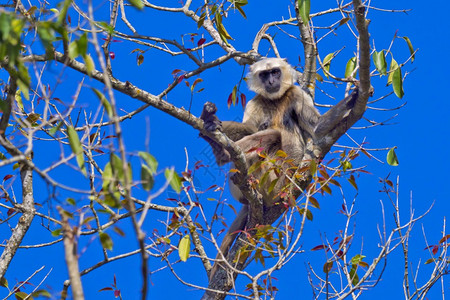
[199,102,232,165]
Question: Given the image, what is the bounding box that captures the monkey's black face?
[259,68,282,94]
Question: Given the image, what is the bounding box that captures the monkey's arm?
[222,121,258,141]
[314,89,359,139]
[200,102,258,165]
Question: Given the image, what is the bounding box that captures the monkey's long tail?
[209,205,249,280]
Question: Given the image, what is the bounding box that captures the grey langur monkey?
[200,58,320,278]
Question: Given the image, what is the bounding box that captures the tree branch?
[0,77,36,281]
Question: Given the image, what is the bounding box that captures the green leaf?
[51,228,62,237]
[387,57,398,86]
[68,40,78,59]
[341,160,352,171]
[392,66,404,98]
[322,53,334,78]
[66,197,76,205]
[165,168,182,193]
[401,36,415,62]
[84,54,95,76]
[309,159,317,174]
[267,177,279,194]
[57,0,72,25]
[49,122,63,136]
[17,78,29,101]
[102,161,120,204]
[138,152,158,173]
[31,289,51,298]
[350,254,366,265]
[344,57,357,78]
[128,0,144,10]
[14,291,29,300]
[178,234,190,262]
[248,160,263,175]
[373,50,387,75]
[298,0,310,25]
[67,126,86,176]
[0,276,8,288]
[92,88,113,118]
[15,90,23,111]
[77,33,88,57]
[99,232,113,250]
[37,22,55,52]
[215,11,232,45]
[338,17,350,26]
[197,12,206,29]
[0,14,12,41]
[386,147,399,166]
[109,153,131,185]
[300,208,313,221]
[349,264,359,285]
[236,5,247,19]
[102,162,113,189]
[24,113,40,127]
[97,21,115,35]
[231,85,237,106]
[141,165,154,191]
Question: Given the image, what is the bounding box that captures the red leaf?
[172,69,182,75]
[227,93,233,108]
[3,174,13,182]
[99,287,114,292]
[177,74,185,83]
[109,52,115,59]
[7,208,14,216]
[439,234,450,244]
[432,245,439,255]
[240,93,247,107]
[197,38,206,47]
[114,290,121,297]
[311,244,327,251]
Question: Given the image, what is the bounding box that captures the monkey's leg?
[235,129,282,158]
[209,205,249,279]
[222,121,258,141]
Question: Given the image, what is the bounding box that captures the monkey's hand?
[200,101,222,132]
[199,102,231,166]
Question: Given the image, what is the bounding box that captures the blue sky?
[0,0,449,299]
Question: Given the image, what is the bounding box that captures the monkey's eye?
[259,71,270,80]
[271,68,281,76]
